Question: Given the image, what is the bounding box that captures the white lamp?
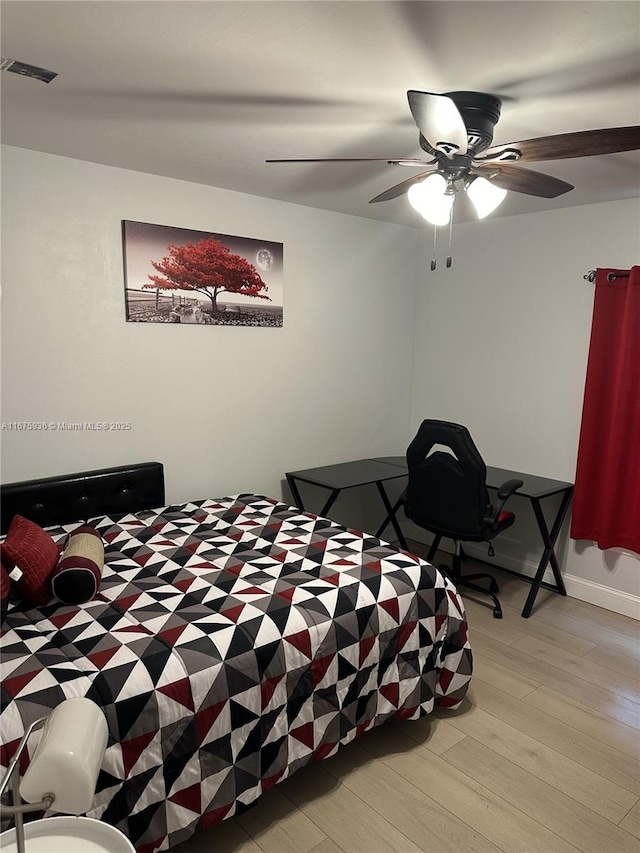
[19,697,107,814]
[466,175,507,218]
[407,173,454,226]
[0,698,135,853]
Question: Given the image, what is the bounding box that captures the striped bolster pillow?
[52,525,104,605]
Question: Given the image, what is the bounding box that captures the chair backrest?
[404,420,490,541]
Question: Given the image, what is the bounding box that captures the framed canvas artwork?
[122,220,283,327]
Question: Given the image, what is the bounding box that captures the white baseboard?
[407,534,640,620]
[460,543,640,620]
[560,574,640,619]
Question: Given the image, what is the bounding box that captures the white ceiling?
[2,1,639,227]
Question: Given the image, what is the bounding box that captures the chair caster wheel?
[493,607,503,619]
[489,579,499,594]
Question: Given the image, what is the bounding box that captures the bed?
[0,462,472,852]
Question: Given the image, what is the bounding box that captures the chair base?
[453,574,502,619]
[430,537,503,619]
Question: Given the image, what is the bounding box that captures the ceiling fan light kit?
[465,176,508,219]
[408,173,454,226]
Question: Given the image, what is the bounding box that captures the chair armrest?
[485,479,524,530]
[497,479,523,500]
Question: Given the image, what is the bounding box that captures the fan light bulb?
[466,176,507,219]
[407,174,454,226]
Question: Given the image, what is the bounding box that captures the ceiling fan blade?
[369,169,436,203]
[407,91,468,156]
[266,157,429,164]
[481,126,640,163]
[474,163,574,198]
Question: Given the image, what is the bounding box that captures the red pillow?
[1,515,60,606]
[1,561,10,623]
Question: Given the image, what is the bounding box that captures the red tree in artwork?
[144,238,270,314]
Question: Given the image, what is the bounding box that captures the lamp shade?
[19,698,108,816]
[466,176,507,218]
[407,173,454,226]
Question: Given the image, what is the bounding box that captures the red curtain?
[571,266,640,553]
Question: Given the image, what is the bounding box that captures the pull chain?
[446,205,454,268]
[430,223,437,271]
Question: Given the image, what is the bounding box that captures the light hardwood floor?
[174,549,640,853]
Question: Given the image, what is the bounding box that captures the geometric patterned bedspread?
[0,495,472,852]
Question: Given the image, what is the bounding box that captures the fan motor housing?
[445,91,502,154]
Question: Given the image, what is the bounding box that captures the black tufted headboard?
[1,462,165,535]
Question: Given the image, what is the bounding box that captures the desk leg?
[286,475,305,510]
[374,483,408,549]
[286,476,341,518]
[375,495,402,539]
[319,489,341,518]
[521,488,573,618]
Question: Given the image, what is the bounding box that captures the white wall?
[1,145,420,527]
[410,197,640,614]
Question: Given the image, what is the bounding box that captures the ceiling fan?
[267,90,640,226]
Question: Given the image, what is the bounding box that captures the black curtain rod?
[584,270,630,282]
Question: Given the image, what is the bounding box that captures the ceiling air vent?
[1,58,57,83]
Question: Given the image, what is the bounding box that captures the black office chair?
[402,420,523,619]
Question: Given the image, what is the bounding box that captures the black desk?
[285,457,574,619]
[285,458,409,545]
